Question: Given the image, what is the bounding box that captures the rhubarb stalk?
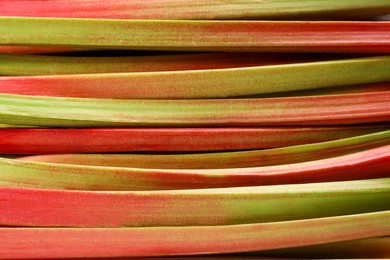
[19,130,390,168]
[0,17,389,53]
[0,145,388,190]
[1,91,389,127]
[0,211,388,259]
[1,126,387,154]
[1,56,389,98]
[1,0,390,20]
[0,178,389,227]
[0,52,330,76]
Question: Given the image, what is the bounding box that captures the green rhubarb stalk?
[1,178,389,227]
[258,81,390,98]
[19,130,390,169]
[0,123,32,128]
[0,52,315,76]
[0,211,389,259]
[0,17,389,53]
[0,91,389,127]
[1,0,390,20]
[0,145,388,191]
[1,56,389,98]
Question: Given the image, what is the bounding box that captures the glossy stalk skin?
[1,145,389,191]
[0,52,319,76]
[1,18,389,53]
[0,211,389,259]
[256,237,390,259]
[1,178,389,227]
[1,91,390,127]
[1,126,387,154]
[1,0,390,20]
[19,130,390,169]
[1,56,389,98]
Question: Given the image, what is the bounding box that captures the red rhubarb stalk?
[0,145,389,191]
[0,178,388,227]
[0,18,389,53]
[1,126,386,154]
[0,211,388,259]
[18,130,390,168]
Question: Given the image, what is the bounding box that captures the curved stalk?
[0,52,324,76]
[19,130,390,168]
[0,211,389,259]
[1,56,389,98]
[0,145,389,191]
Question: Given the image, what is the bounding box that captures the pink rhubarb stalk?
[0,145,389,191]
[0,17,389,53]
[0,211,388,259]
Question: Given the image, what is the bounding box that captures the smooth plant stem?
[1,56,389,98]
[0,52,333,76]
[1,178,389,227]
[257,81,390,98]
[0,145,389,191]
[1,91,390,127]
[0,17,389,53]
[19,130,390,168]
[3,126,386,154]
[1,0,390,20]
[0,211,389,259]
